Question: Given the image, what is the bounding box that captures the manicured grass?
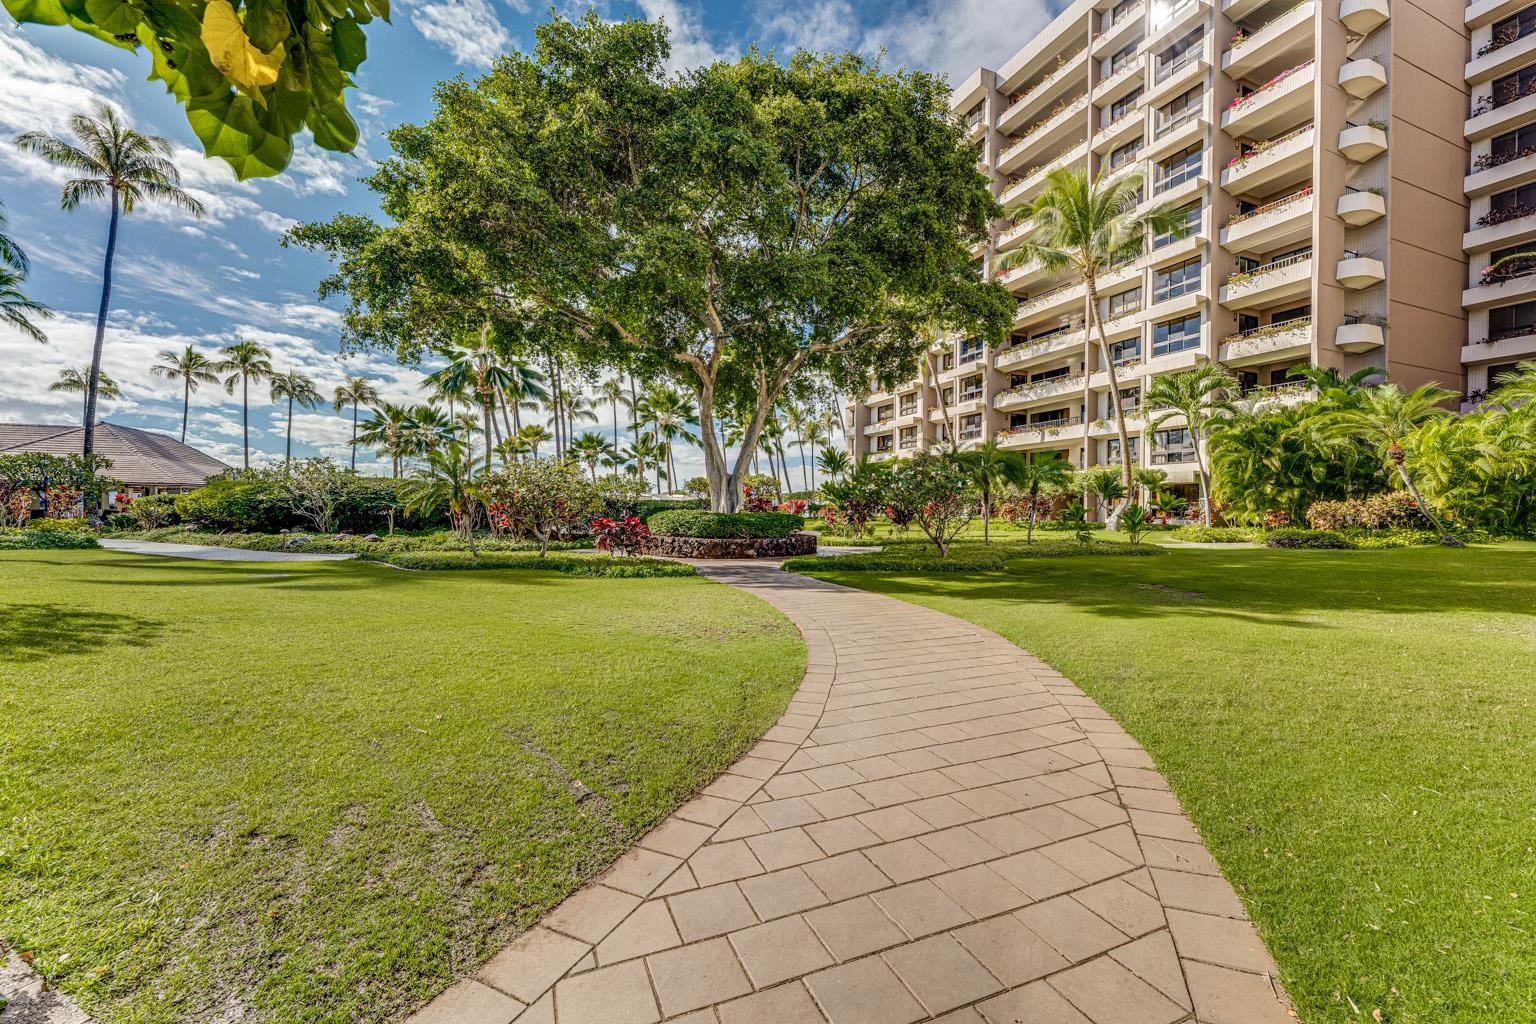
[0,550,804,1023]
[800,544,1536,1024]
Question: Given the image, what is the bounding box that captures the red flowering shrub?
[590,515,650,556]
[45,484,82,519]
[741,485,775,512]
[777,499,808,515]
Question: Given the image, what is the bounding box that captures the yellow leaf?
[200,0,284,94]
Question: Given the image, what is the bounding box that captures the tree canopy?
[4,0,386,177]
[287,13,1012,509]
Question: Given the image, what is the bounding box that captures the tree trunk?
[1191,425,1212,526]
[285,395,294,463]
[350,403,359,470]
[83,189,119,463]
[482,401,493,472]
[1027,488,1038,544]
[1390,447,1459,545]
[983,486,991,543]
[1085,273,1133,526]
[241,376,250,470]
[181,380,190,444]
[798,439,809,491]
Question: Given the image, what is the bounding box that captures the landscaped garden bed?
[641,510,816,559]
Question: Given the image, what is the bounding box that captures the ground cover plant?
[104,527,595,555]
[0,550,804,1023]
[798,543,1536,1024]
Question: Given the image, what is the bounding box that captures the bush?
[27,516,94,533]
[634,498,706,520]
[1168,525,1262,543]
[1306,493,1428,532]
[124,493,179,529]
[362,551,696,576]
[175,477,290,532]
[0,527,100,550]
[1342,529,1445,549]
[784,539,1164,573]
[106,511,139,531]
[1264,528,1355,549]
[647,510,805,538]
[1033,519,1105,532]
[1003,541,1164,560]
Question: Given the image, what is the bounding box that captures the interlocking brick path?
[406,562,1294,1024]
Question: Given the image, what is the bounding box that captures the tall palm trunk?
[180,379,191,444]
[627,375,638,445]
[798,439,809,491]
[83,189,119,462]
[1389,444,1458,545]
[285,394,295,463]
[1190,424,1212,526]
[482,400,493,472]
[1085,273,1133,525]
[1027,486,1039,543]
[611,400,620,448]
[350,402,359,470]
[240,375,250,470]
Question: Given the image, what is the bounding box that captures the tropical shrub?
[105,511,139,531]
[741,485,776,512]
[1168,525,1261,543]
[777,499,809,515]
[887,452,975,556]
[590,516,650,556]
[1264,528,1354,549]
[0,527,100,550]
[481,460,601,555]
[647,510,804,538]
[1119,504,1151,544]
[27,516,94,533]
[366,551,696,576]
[1305,492,1427,531]
[124,493,180,529]
[1033,518,1105,532]
[1059,500,1093,544]
[741,474,782,503]
[633,497,706,520]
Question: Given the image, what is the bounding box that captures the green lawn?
[802,544,1536,1024]
[0,550,804,1023]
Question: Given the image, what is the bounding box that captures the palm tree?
[0,265,52,345]
[1287,364,1385,402]
[626,433,668,493]
[1002,453,1075,543]
[1081,465,1128,521]
[402,441,482,553]
[50,366,122,423]
[961,439,1018,543]
[995,168,1185,521]
[599,378,630,447]
[269,370,322,464]
[426,330,546,471]
[569,431,615,482]
[1144,364,1238,526]
[1490,360,1536,407]
[215,340,273,470]
[632,385,700,487]
[1315,382,1462,545]
[402,403,456,459]
[0,199,50,344]
[500,356,548,435]
[151,345,221,443]
[17,101,204,462]
[783,403,818,492]
[357,403,416,478]
[333,375,380,470]
[515,424,555,459]
[817,446,851,483]
[1132,467,1168,507]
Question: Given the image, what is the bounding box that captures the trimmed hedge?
[361,551,696,576]
[0,528,100,550]
[105,529,592,555]
[647,510,805,539]
[634,498,707,520]
[1264,528,1354,550]
[784,539,1164,574]
[1168,526,1263,543]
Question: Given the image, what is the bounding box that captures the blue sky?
[0,0,1057,475]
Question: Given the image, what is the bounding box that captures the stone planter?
[640,532,818,559]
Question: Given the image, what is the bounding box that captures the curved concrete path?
[98,538,355,561]
[410,562,1293,1024]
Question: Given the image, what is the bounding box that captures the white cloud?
[409,0,515,68]
[635,0,732,72]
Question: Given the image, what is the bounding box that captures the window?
[1153,257,1201,301]
[899,425,919,448]
[960,413,983,439]
[1157,87,1202,133]
[1156,29,1202,82]
[1031,365,1072,383]
[959,375,984,401]
[1490,123,1536,162]
[959,337,985,363]
[940,386,955,404]
[1010,412,1031,428]
[1110,336,1142,363]
[1155,146,1201,192]
[899,393,918,415]
[965,102,985,129]
[1107,42,1137,75]
[1107,436,1141,460]
[872,404,893,424]
[1108,138,1142,170]
[1033,408,1071,424]
[1490,7,1536,52]
[1110,0,1137,24]
[1109,88,1143,124]
[1489,361,1522,391]
[1154,203,1200,248]
[874,434,894,452]
[1271,304,1310,324]
[1238,313,1259,332]
[1490,301,1536,341]
[1107,286,1142,317]
[1119,386,1142,413]
[939,352,955,370]
[1491,63,1536,107]
[1487,182,1536,224]
[1155,427,1189,447]
[1152,313,1201,356]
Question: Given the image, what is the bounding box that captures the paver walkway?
[410,562,1294,1024]
[98,539,355,561]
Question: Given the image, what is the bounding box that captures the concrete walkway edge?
[408,561,1295,1024]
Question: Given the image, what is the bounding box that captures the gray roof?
[0,422,231,488]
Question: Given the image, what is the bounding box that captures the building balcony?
[1462,326,1536,363]
[1340,0,1389,34]
[1466,146,1536,198]
[1336,254,1385,289]
[1464,256,1536,307]
[1222,187,1313,252]
[1468,0,1529,29]
[1339,58,1387,99]
[1464,207,1536,251]
[1467,86,1536,141]
[1097,306,1144,341]
[1335,321,1385,353]
[1220,122,1314,194]
[1338,189,1386,226]
[1094,108,1145,155]
[1218,317,1314,365]
[863,418,897,436]
[995,373,1086,410]
[1222,0,1272,26]
[965,115,987,145]
[1220,251,1313,308]
[1093,58,1146,106]
[1145,111,1208,165]
[1239,380,1315,408]
[1015,280,1088,322]
[1222,1,1315,80]
[1089,359,1148,390]
[997,327,1086,369]
[996,417,1086,448]
[1143,44,1209,109]
[1148,159,1209,209]
[998,96,1089,174]
[997,49,1090,137]
[1339,123,1388,163]
[1468,24,1536,84]
[1093,2,1144,57]
[1005,141,1091,212]
[1087,412,1146,437]
[1221,59,1316,137]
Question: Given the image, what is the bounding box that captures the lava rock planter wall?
[640,532,818,559]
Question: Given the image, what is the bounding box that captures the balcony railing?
[1225,122,1313,175]
[1480,254,1536,283]
[1226,186,1312,227]
[1222,316,1312,347]
[1154,159,1202,193]
[1480,324,1536,343]
[1225,58,1314,114]
[1474,144,1536,171]
[997,373,1086,403]
[1225,249,1312,287]
[1477,20,1530,58]
[1241,381,1311,399]
[997,415,1085,441]
[1007,51,1088,111]
[1227,1,1311,54]
[1016,281,1083,315]
[1473,77,1536,116]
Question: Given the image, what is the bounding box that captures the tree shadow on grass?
[0,603,165,663]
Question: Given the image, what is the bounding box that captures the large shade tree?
[287,14,1012,511]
